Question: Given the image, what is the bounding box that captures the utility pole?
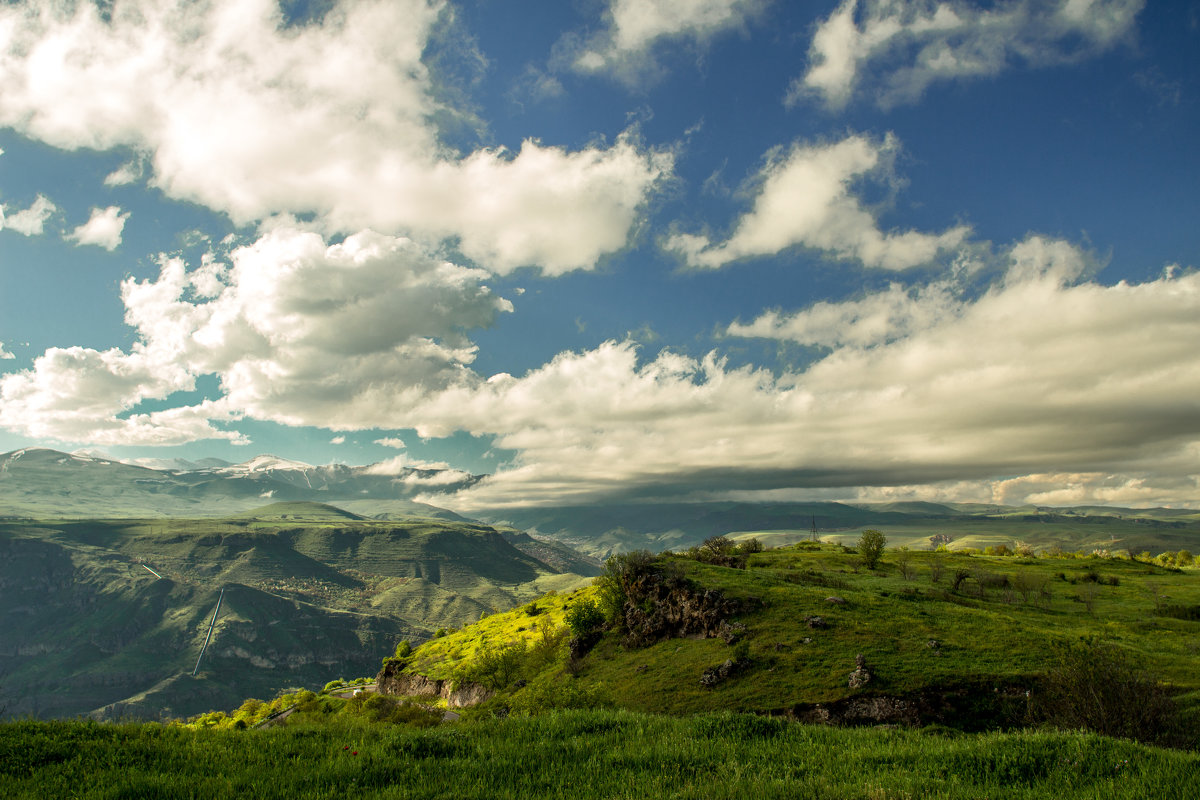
[810,516,819,542]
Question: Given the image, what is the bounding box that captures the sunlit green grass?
[398,543,1200,720]
[3,712,1197,800]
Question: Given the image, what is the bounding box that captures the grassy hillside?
[8,538,1196,799]
[3,713,1198,800]
[386,541,1200,738]
[482,501,1200,558]
[0,504,593,720]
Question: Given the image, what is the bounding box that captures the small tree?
[895,547,915,580]
[857,529,887,570]
[564,598,605,637]
[928,555,945,584]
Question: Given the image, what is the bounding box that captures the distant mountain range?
[0,448,481,519]
[479,499,1200,559]
[4,448,1200,558]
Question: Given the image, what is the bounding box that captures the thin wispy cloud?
[793,0,1144,109]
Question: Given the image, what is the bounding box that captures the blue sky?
[0,0,1198,510]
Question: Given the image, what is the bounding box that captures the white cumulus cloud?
[0,344,242,445]
[69,206,130,251]
[0,0,670,274]
[793,0,1144,109]
[120,227,513,431]
[567,0,765,81]
[1,194,57,236]
[1,226,514,445]
[667,133,969,270]
[404,238,1200,509]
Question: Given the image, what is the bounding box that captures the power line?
[192,587,225,677]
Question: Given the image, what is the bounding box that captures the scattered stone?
[825,596,847,605]
[773,642,787,652]
[805,615,827,629]
[927,640,941,650]
[802,637,813,645]
[848,653,872,690]
[719,620,747,644]
[700,659,738,688]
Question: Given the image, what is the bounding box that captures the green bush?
[857,529,886,570]
[596,550,657,622]
[564,598,605,637]
[1034,639,1186,747]
[463,640,529,691]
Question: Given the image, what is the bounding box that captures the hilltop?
[380,539,1199,740]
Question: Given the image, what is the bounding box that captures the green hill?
[0,509,594,720]
[382,541,1200,741]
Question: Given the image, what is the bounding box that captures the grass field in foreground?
[3,711,1199,800]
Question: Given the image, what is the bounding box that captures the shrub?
[1034,639,1184,747]
[1012,572,1048,605]
[564,598,605,638]
[321,679,345,694]
[928,556,945,584]
[737,538,763,555]
[394,640,413,659]
[686,536,757,568]
[465,640,529,691]
[596,550,658,622]
[950,569,970,593]
[857,529,886,570]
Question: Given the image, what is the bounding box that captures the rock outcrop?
[618,570,746,647]
[376,660,493,708]
[847,653,871,689]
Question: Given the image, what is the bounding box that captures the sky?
[0,0,1198,511]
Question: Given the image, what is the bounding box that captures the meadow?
[5,539,1200,799]
[392,541,1200,728]
[3,711,1199,800]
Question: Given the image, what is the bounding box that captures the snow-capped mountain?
[0,447,482,518]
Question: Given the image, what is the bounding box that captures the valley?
[0,502,597,720]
